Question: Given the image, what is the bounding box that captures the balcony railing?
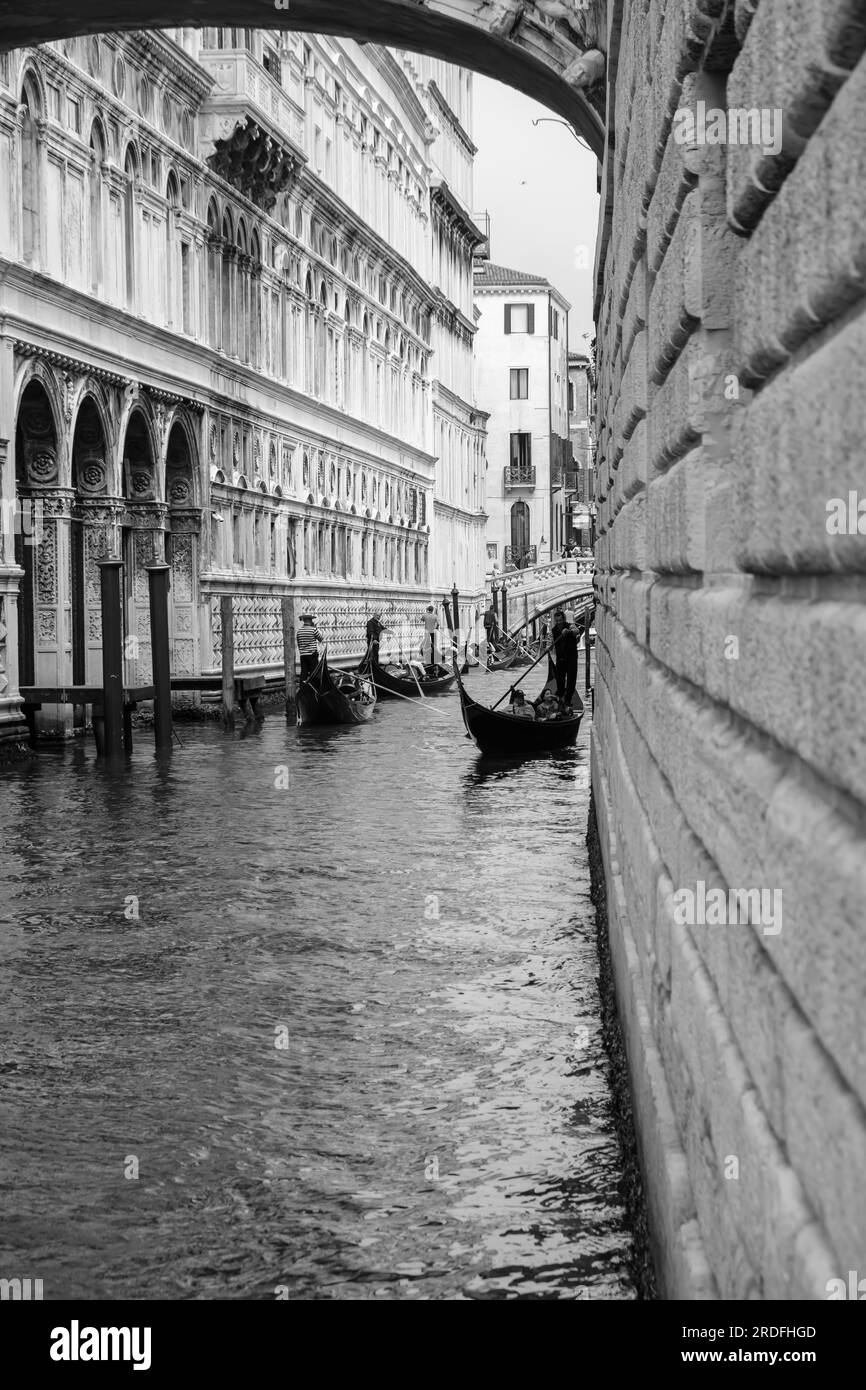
[198,48,306,166]
[503,465,536,489]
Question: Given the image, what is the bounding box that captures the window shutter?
[504,304,511,334]
[527,305,534,334]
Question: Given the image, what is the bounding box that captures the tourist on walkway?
[297,614,323,678]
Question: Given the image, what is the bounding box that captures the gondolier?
[297,613,323,678]
[362,613,385,671]
[422,605,439,673]
[552,609,578,708]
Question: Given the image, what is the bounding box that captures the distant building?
[566,349,596,550]
[473,261,570,573]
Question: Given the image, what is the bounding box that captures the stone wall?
[592,0,866,1298]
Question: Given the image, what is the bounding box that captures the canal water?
[0,666,637,1300]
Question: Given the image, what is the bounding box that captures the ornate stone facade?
[0,29,488,737]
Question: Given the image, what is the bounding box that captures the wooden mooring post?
[281,595,297,720]
[96,558,125,760]
[146,563,173,752]
[220,594,235,729]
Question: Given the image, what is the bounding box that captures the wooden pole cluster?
[281,595,297,720]
[96,558,124,760]
[146,563,173,752]
[220,594,235,729]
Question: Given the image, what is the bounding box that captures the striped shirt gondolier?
[296,625,322,656]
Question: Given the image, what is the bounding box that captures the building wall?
[592,0,866,1298]
[474,281,569,570]
[402,51,487,618]
[0,30,486,738]
[567,352,595,548]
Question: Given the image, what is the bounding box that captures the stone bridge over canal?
[2,0,866,1302]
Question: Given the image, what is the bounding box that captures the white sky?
[471,74,600,350]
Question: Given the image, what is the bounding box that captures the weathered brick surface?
[593,0,866,1299]
[726,0,866,231]
[734,303,866,575]
[734,51,866,383]
[646,446,707,572]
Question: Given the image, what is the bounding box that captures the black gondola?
[297,652,376,726]
[367,659,456,699]
[485,644,518,672]
[455,656,583,755]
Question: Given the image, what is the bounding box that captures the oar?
[487,640,556,711]
[407,659,427,698]
[367,680,451,716]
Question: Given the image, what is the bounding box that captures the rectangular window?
[67,96,81,134]
[549,306,559,340]
[568,381,575,413]
[509,433,532,471]
[262,46,281,84]
[509,368,529,399]
[504,303,534,335]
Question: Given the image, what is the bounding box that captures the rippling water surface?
[0,667,636,1299]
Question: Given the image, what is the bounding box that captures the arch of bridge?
[0,0,607,156]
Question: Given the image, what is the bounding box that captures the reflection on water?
[0,667,635,1299]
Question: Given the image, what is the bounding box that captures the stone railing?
[498,556,595,592]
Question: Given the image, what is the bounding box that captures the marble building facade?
[0,29,487,740]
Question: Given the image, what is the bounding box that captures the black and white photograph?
[0,0,864,1358]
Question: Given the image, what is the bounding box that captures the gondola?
[297,652,376,726]
[455,655,583,755]
[367,658,456,699]
[485,644,518,672]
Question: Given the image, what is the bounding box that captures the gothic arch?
[1,5,606,155]
[119,400,159,501]
[14,371,62,490]
[164,412,200,508]
[18,62,46,116]
[70,388,113,495]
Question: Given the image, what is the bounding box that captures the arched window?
[235,218,248,361]
[165,170,181,325]
[206,200,219,347]
[123,146,138,310]
[88,121,106,295]
[249,230,261,368]
[20,78,42,266]
[221,211,233,353]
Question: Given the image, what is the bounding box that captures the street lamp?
[531,117,592,153]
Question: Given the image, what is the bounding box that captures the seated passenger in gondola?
[509,690,535,719]
[535,692,558,721]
